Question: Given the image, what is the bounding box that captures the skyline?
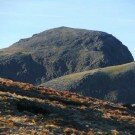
[0,0,135,58]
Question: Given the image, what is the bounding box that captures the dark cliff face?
[0,53,45,84]
[0,27,134,84]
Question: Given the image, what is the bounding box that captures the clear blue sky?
[0,0,135,58]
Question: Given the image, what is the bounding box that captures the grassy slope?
[0,77,135,134]
[42,62,135,103]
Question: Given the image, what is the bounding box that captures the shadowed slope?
[42,62,135,103]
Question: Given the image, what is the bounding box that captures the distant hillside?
[42,62,135,103]
[0,77,135,134]
[0,27,133,84]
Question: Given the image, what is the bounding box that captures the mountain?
[42,62,135,103]
[0,77,135,134]
[0,27,134,84]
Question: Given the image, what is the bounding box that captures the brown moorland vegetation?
[0,78,135,134]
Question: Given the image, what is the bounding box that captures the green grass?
[103,62,134,74]
[43,61,135,95]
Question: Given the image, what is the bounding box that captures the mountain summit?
[0,27,134,84]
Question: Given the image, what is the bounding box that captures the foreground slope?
[0,78,135,134]
[0,27,133,84]
[42,62,135,103]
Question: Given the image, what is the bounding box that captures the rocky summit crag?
[0,27,134,84]
[0,77,135,134]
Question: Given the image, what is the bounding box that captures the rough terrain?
[0,78,135,134]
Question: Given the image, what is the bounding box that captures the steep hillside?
[0,27,133,84]
[42,62,135,103]
[0,78,135,134]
